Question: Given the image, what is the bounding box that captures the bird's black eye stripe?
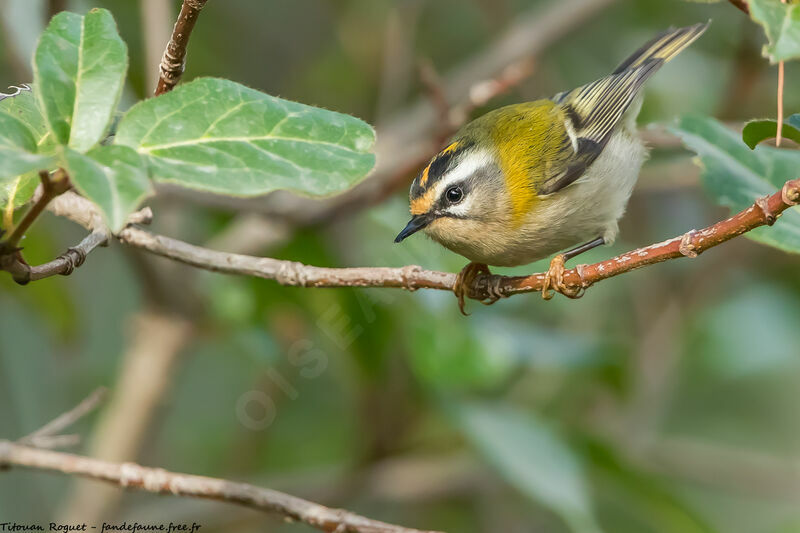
[445,186,463,204]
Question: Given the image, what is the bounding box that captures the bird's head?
[394,135,509,248]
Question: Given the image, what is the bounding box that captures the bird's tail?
[612,21,709,75]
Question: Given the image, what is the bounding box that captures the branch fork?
[0,392,438,533]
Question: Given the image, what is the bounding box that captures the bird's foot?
[541,254,585,300]
[453,262,495,315]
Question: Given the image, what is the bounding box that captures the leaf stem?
[2,170,69,249]
[777,60,785,146]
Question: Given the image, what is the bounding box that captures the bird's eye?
[445,186,463,204]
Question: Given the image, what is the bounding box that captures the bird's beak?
[394,214,431,243]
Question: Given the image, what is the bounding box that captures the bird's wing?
[612,21,709,75]
[538,59,662,195]
[540,22,709,195]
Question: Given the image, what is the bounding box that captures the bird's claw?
[453,262,498,315]
[542,254,585,300]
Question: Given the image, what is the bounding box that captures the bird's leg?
[453,262,492,315]
[542,237,605,300]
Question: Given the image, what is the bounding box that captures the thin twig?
[1,193,152,285]
[29,178,800,306]
[19,388,108,447]
[26,230,109,282]
[0,170,72,283]
[154,0,209,96]
[777,60,785,146]
[0,442,439,533]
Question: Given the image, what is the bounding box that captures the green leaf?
[114,78,376,197]
[60,145,152,232]
[0,87,57,210]
[0,88,58,211]
[672,115,800,254]
[749,0,800,63]
[0,86,55,152]
[0,111,54,182]
[454,402,600,533]
[1,173,40,213]
[33,9,127,153]
[742,114,800,148]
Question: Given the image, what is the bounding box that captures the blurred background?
[2,0,800,532]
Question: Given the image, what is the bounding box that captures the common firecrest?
[395,22,709,313]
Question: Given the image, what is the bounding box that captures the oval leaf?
[114,78,376,197]
[33,9,127,153]
[742,115,800,149]
[61,145,152,232]
[454,402,600,532]
[749,0,800,63]
[673,115,800,254]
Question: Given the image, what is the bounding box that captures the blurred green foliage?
[2,1,800,532]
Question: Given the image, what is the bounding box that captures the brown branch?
[118,224,456,290]
[3,390,437,532]
[0,183,152,285]
[727,0,750,14]
[471,179,800,301]
[123,178,800,300]
[26,230,109,282]
[0,442,439,533]
[0,170,73,283]
[154,0,208,96]
[28,178,800,306]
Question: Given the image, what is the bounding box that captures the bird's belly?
[482,131,647,267]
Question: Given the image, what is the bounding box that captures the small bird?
[395,22,708,313]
